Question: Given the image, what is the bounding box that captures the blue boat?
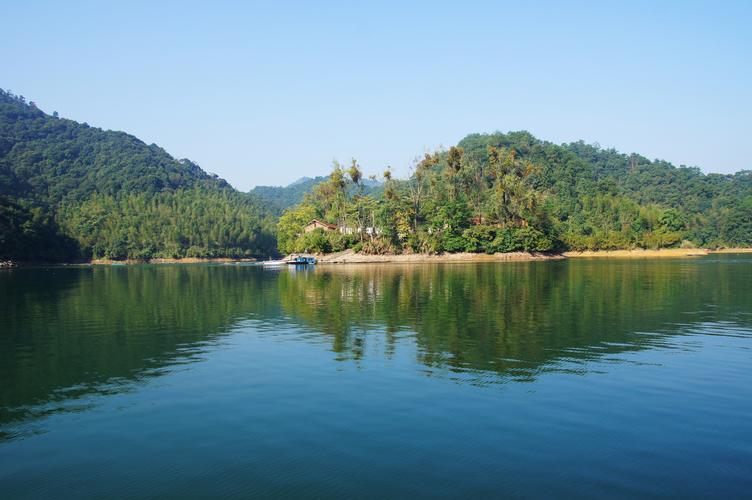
[286,255,317,265]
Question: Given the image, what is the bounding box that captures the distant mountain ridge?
[250,175,382,213]
[288,176,317,187]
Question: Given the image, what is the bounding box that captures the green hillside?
[3,87,749,262]
[278,131,752,254]
[0,89,276,261]
[458,131,752,249]
[251,175,382,214]
[249,177,328,213]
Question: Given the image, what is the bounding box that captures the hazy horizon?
[4,1,750,190]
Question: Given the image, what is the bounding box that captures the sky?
[2,0,750,190]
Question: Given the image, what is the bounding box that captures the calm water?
[1,257,752,498]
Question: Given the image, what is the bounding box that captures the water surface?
[1,257,751,498]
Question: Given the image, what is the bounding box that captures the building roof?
[306,219,337,230]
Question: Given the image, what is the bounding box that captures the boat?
[261,259,286,267]
[286,255,317,265]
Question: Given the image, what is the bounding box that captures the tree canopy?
[277,131,751,254]
[0,89,275,260]
[2,89,749,261]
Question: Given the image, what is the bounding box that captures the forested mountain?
[279,131,751,254]
[251,175,381,213]
[2,86,749,262]
[249,177,328,213]
[458,132,752,249]
[0,89,276,261]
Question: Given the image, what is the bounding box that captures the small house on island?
[303,220,337,233]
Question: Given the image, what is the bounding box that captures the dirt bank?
[314,249,562,264]
[44,247,752,266]
[708,248,752,254]
[563,248,709,258]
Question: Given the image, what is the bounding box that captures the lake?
[1,256,751,498]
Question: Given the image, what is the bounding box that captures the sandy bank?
[708,248,752,254]
[314,249,562,264]
[45,247,752,266]
[563,248,709,258]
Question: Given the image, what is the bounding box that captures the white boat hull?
[262,260,286,267]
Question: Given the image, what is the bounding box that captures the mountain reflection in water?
[2,258,750,432]
[2,257,752,498]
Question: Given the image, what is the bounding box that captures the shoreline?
[564,248,752,258]
[563,248,710,258]
[89,257,258,265]
[3,248,752,267]
[708,248,752,254]
[314,250,562,264]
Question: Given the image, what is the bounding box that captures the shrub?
[515,227,554,252]
[462,225,498,253]
[487,226,553,253]
[680,239,696,249]
[640,230,682,249]
[442,233,467,253]
[488,228,517,253]
[328,232,358,252]
[361,237,396,255]
[295,229,332,253]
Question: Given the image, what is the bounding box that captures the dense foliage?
[58,189,275,259]
[459,132,752,249]
[279,131,751,254]
[2,87,749,261]
[0,89,276,260]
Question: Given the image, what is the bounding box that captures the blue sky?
[2,0,750,190]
